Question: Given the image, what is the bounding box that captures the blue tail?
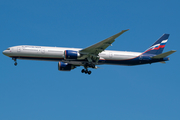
[144,34,169,55]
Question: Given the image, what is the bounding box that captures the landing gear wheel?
[81,69,92,75]
[14,62,17,66]
[88,71,91,75]
[85,70,88,74]
[81,69,85,73]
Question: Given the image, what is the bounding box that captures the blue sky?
[0,0,180,120]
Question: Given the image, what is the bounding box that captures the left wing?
[79,29,129,59]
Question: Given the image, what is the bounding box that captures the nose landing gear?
[12,58,17,66]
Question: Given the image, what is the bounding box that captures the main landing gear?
[81,63,95,75]
[12,58,17,66]
[81,69,92,75]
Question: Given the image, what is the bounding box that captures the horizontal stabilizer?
[151,50,176,59]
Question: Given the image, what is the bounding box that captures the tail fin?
[144,34,169,55]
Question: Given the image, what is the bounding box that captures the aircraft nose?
[2,50,8,55]
[2,50,6,55]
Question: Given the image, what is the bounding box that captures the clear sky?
[0,0,180,120]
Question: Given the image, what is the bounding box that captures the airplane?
[2,29,176,75]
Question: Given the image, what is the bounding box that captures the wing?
[79,29,129,58]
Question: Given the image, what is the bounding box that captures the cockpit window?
[6,48,10,50]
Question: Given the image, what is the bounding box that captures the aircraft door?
[109,52,113,58]
[17,47,21,52]
[41,49,45,53]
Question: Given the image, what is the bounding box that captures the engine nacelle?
[58,62,75,71]
[64,50,80,60]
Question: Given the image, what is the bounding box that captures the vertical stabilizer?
[144,34,169,55]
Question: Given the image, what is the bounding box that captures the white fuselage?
[3,45,142,66]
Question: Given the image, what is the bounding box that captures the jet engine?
[64,50,80,59]
[58,62,75,71]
